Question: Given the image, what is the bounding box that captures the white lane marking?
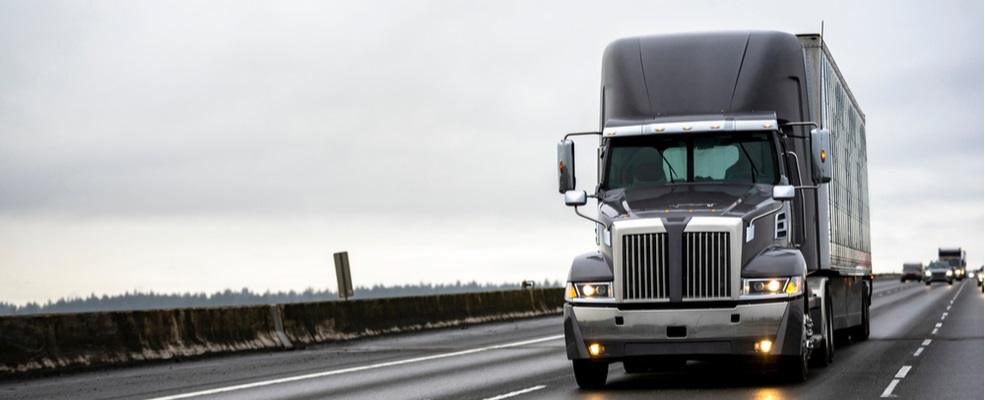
[881,379,900,398]
[922,339,932,346]
[914,347,924,357]
[483,385,547,400]
[144,335,564,400]
[932,328,939,335]
[947,305,951,310]
[895,366,911,379]
[935,323,942,328]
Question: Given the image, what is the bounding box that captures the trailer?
[556,31,871,388]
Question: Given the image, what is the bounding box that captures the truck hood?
[599,184,777,220]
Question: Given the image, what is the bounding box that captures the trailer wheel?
[810,294,834,368]
[851,295,870,341]
[573,360,608,389]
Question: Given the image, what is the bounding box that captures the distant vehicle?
[900,263,923,283]
[924,261,953,286]
[977,267,983,292]
[938,247,966,281]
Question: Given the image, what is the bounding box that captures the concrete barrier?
[281,288,564,344]
[0,288,563,377]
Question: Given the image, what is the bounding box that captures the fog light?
[755,340,773,353]
[588,343,603,357]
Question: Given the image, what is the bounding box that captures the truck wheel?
[851,296,870,341]
[925,280,931,286]
[573,360,608,389]
[810,295,834,368]
[782,298,811,382]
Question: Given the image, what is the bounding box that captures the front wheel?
[573,360,608,389]
[781,354,809,382]
[782,298,811,382]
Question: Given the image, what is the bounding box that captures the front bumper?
[564,298,805,361]
[925,272,952,283]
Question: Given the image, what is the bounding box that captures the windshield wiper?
[657,149,679,183]
[736,143,760,183]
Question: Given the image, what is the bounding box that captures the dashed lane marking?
[483,385,547,400]
[881,379,900,398]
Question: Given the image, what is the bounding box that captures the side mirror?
[557,139,575,193]
[772,185,795,200]
[564,190,588,207]
[811,129,832,184]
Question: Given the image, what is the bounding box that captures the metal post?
[333,251,354,300]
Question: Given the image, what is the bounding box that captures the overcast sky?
[1,0,982,305]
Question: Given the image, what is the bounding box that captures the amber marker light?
[821,149,827,163]
[588,343,603,356]
[755,340,773,353]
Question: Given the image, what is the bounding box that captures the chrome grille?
[682,232,732,300]
[621,233,669,300]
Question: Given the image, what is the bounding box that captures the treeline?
[0,279,561,316]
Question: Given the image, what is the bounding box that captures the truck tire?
[782,297,811,382]
[851,296,870,341]
[810,295,834,368]
[573,360,608,389]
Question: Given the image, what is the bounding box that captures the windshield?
[939,250,964,267]
[604,132,778,190]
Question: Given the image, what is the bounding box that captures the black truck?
[557,31,871,387]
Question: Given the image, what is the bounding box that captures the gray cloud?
[0,0,982,304]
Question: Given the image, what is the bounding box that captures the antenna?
[820,20,824,38]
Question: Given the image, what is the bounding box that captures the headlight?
[742,276,803,298]
[946,270,953,277]
[566,282,614,302]
[925,270,932,277]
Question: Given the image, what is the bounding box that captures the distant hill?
[0,279,562,316]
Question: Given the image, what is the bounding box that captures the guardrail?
[0,288,563,377]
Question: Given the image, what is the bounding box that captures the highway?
[2,279,981,399]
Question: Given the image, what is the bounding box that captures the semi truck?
[938,247,966,280]
[556,31,871,388]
